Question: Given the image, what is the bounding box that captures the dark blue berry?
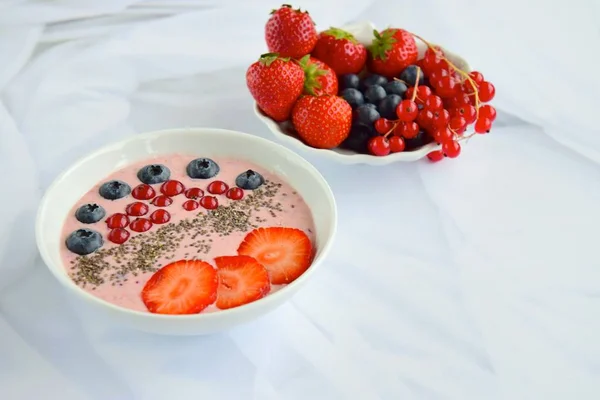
[354,104,380,128]
[363,85,387,104]
[75,203,106,224]
[339,74,360,90]
[137,164,170,185]
[186,158,220,179]
[340,124,377,154]
[405,130,433,150]
[360,74,388,90]
[383,80,408,97]
[378,94,402,120]
[99,180,131,200]
[340,88,364,108]
[399,65,425,87]
[235,170,264,190]
[65,229,103,255]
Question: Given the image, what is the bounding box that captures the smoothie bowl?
[36,128,336,335]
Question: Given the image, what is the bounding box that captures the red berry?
[427,150,444,162]
[150,209,171,224]
[396,100,418,122]
[449,116,467,134]
[184,187,204,199]
[416,109,434,131]
[151,195,173,207]
[442,140,461,158]
[424,95,443,111]
[469,71,484,84]
[422,48,448,74]
[479,104,497,121]
[451,104,477,124]
[474,117,492,134]
[428,68,450,87]
[226,187,244,200]
[417,85,433,100]
[447,93,471,107]
[106,213,129,229]
[368,136,391,156]
[374,118,394,134]
[393,123,404,137]
[433,127,454,144]
[182,200,199,211]
[107,228,130,244]
[478,81,495,102]
[434,76,459,98]
[160,180,185,197]
[207,181,229,195]
[400,121,419,139]
[125,201,149,217]
[432,109,450,129]
[200,196,219,210]
[389,136,405,153]
[130,218,153,233]
[132,184,156,200]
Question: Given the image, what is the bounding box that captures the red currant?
[442,140,461,158]
[184,187,204,199]
[130,218,153,232]
[424,95,443,111]
[182,199,199,211]
[449,116,467,134]
[474,117,492,134]
[374,118,394,134]
[132,184,156,200]
[160,180,185,197]
[389,136,405,153]
[427,150,444,162]
[417,85,433,100]
[151,195,173,207]
[469,71,484,84]
[150,209,171,224]
[429,68,450,87]
[451,104,477,124]
[200,196,219,210]
[478,81,495,102]
[432,109,450,129]
[226,187,244,200]
[416,109,434,132]
[433,127,454,144]
[107,228,130,244]
[368,136,391,156]
[400,121,419,139]
[106,213,129,229]
[393,123,404,137]
[207,180,229,195]
[448,93,471,107]
[434,76,459,98]
[422,49,449,74]
[396,100,418,122]
[125,202,149,217]
[479,104,497,121]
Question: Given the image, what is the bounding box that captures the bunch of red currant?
[367,37,496,162]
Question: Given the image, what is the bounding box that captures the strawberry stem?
[410,68,421,102]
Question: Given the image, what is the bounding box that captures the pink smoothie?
[60,154,316,313]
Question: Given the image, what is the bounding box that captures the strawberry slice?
[214,255,271,310]
[237,227,313,284]
[141,260,217,315]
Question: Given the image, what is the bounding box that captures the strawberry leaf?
[322,27,358,44]
[259,53,289,66]
[298,56,328,96]
[368,29,397,61]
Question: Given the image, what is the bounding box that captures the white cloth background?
[1,0,599,399]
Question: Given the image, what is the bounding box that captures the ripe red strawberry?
[141,260,217,315]
[246,53,305,122]
[237,227,313,284]
[367,28,418,79]
[298,55,338,96]
[265,4,317,59]
[214,255,271,309]
[291,95,352,149]
[311,27,367,75]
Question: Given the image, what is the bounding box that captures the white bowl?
[254,20,472,165]
[36,128,337,335]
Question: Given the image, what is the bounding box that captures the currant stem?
[410,68,421,102]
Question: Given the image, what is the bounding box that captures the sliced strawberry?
[214,255,270,310]
[237,227,313,284]
[141,260,217,315]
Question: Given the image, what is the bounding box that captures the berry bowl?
[36,127,337,335]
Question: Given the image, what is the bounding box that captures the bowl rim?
[35,127,338,321]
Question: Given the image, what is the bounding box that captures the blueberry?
[340,74,360,90]
[65,229,103,255]
[399,65,425,87]
[378,94,402,120]
[340,124,377,154]
[363,85,387,104]
[405,130,433,150]
[99,180,131,200]
[235,170,264,190]
[137,164,170,184]
[360,74,387,90]
[383,80,408,97]
[186,158,220,179]
[75,203,106,224]
[340,88,364,108]
[353,104,380,128]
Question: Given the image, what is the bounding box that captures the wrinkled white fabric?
[1,1,599,399]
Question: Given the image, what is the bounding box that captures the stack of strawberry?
[246,4,496,161]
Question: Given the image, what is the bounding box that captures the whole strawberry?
[265,4,317,59]
[298,55,338,96]
[367,28,418,79]
[246,53,305,122]
[312,27,367,75]
[292,95,352,149]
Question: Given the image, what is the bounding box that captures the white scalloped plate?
[253,20,473,165]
